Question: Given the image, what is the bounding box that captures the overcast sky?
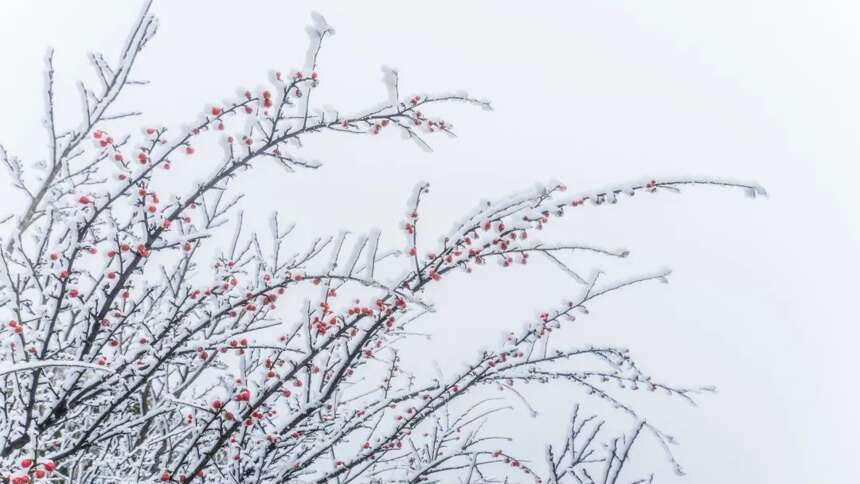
[1,1,858,482]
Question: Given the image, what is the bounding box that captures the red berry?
[20,459,32,468]
[79,195,90,204]
[43,462,55,472]
[211,107,222,116]
[160,472,170,482]
[185,146,194,155]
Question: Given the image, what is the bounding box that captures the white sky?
[1,1,859,482]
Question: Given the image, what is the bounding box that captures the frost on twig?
[0,5,761,484]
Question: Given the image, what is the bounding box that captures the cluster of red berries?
[226,338,249,355]
[93,130,113,147]
[234,388,252,402]
[369,118,390,135]
[487,351,513,368]
[424,119,447,132]
[7,319,23,334]
[292,71,318,81]
[195,346,210,361]
[12,459,56,482]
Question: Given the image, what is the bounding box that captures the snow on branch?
[0,6,761,484]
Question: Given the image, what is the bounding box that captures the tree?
[0,3,764,483]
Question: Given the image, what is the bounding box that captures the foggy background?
[1,1,858,482]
